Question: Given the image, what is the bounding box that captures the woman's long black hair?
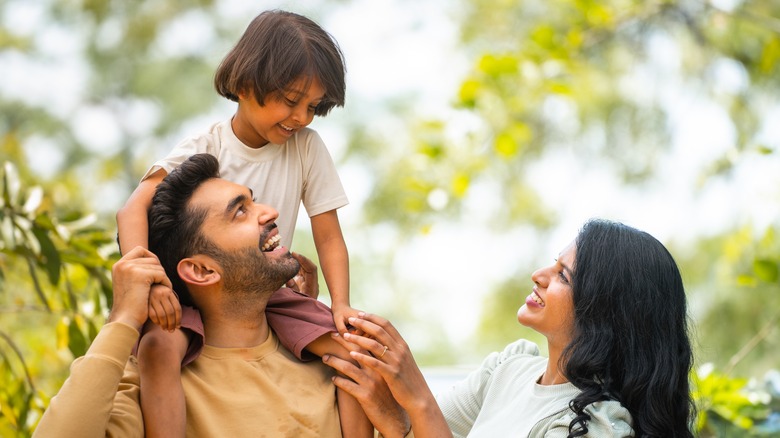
[562,219,695,437]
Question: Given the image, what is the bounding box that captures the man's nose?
[255,204,279,224]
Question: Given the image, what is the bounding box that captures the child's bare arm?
[116,169,167,255]
[310,210,359,333]
[308,333,373,437]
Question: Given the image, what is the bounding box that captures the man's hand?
[286,252,319,299]
[108,246,172,332]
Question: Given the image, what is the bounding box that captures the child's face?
[233,76,325,148]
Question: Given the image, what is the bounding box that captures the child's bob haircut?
[214,9,346,117]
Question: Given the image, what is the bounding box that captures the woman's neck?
[540,343,570,385]
[538,366,568,385]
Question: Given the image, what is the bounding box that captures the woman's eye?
[558,271,569,284]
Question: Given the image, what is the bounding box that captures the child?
[116,10,369,437]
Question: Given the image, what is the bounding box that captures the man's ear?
[178,255,221,286]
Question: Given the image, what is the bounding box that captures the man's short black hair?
[148,154,220,306]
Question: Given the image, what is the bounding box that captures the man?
[33,154,341,437]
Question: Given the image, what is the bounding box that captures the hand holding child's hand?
[332,305,363,335]
[147,284,181,332]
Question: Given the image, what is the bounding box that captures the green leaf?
[67,319,88,358]
[495,132,518,158]
[32,227,61,285]
[22,186,43,214]
[478,54,518,77]
[2,162,21,207]
[735,274,757,287]
[753,259,778,283]
[17,391,33,432]
[458,78,481,107]
[87,319,99,342]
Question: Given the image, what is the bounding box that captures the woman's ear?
[178,255,221,286]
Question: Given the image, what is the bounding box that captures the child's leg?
[308,334,374,438]
[137,322,190,438]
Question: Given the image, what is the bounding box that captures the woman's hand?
[324,334,411,437]
[329,312,453,438]
[343,314,435,410]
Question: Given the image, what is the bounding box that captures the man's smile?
[261,234,281,252]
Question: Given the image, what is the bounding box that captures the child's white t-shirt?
[144,119,348,248]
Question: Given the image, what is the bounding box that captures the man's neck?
[201,301,271,348]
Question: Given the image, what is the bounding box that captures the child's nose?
[291,104,308,125]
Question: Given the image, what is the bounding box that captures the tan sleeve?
[33,322,144,437]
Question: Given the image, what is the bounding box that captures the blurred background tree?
[1,0,778,435]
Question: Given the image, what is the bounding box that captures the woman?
[324,219,696,437]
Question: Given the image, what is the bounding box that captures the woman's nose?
[530,267,546,287]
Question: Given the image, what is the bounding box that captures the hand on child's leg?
[138,323,190,438]
[147,283,181,332]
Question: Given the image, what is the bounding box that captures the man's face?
[190,178,300,292]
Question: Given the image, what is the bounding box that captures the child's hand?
[147,283,181,332]
[332,305,362,335]
[286,252,319,299]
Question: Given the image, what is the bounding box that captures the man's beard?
[213,246,300,297]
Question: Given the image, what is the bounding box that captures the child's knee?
[138,326,189,365]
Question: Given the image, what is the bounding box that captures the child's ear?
[236,88,251,102]
[178,255,221,286]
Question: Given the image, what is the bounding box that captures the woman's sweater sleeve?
[436,339,540,438]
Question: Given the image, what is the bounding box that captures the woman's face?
[517,241,576,348]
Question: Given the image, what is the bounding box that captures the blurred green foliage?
[0,161,116,435]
